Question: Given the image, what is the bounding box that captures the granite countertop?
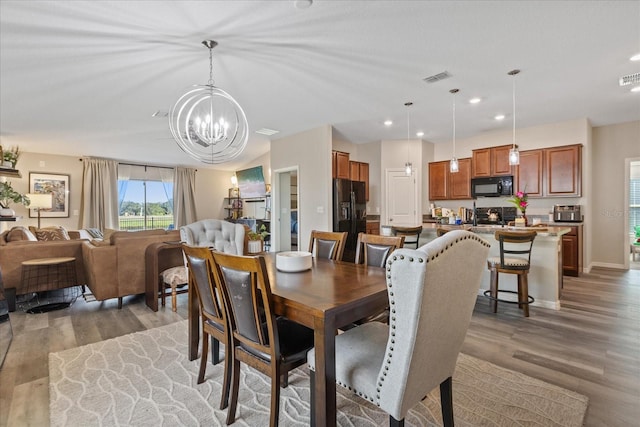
[420,222,571,237]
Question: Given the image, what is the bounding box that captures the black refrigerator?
[333,178,366,262]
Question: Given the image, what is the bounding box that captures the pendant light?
[169,40,249,164]
[508,69,521,166]
[404,101,413,175]
[449,88,459,173]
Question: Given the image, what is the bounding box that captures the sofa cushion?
[29,226,70,241]
[2,226,38,244]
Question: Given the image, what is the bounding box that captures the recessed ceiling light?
[469,97,481,104]
[384,120,393,126]
[255,128,279,136]
[494,114,505,120]
[630,53,640,61]
[416,131,424,137]
[631,86,640,93]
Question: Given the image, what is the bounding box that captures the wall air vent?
[423,71,452,84]
[619,72,640,86]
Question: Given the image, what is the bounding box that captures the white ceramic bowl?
[276,251,312,272]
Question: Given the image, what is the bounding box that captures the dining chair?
[181,244,231,410]
[484,230,537,317]
[354,233,405,267]
[210,252,315,427]
[307,230,490,426]
[308,230,347,260]
[391,225,423,249]
[352,232,405,325]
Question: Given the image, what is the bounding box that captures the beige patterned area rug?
[49,321,588,426]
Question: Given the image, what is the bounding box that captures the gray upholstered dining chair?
[308,230,347,260]
[181,244,231,410]
[354,232,405,267]
[308,230,490,426]
[210,252,315,427]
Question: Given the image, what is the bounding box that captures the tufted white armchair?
[179,219,245,255]
[308,230,490,426]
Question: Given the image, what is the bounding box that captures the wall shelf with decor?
[224,188,242,220]
[0,168,21,178]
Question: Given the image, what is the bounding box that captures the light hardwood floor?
[1,267,639,426]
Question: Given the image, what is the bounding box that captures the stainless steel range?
[474,206,517,225]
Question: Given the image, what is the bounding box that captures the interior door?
[386,169,418,226]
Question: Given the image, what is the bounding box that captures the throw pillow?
[85,228,104,239]
[6,226,38,242]
[29,226,71,241]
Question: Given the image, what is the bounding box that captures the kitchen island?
[405,223,570,310]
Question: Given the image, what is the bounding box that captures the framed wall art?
[29,173,70,218]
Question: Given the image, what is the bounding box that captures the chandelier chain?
[208,46,214,86]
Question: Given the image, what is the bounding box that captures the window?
[118,164,174,231]
[631,162,640,235]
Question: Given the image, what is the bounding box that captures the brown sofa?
[82,229,180,307]
[0,226,88,310]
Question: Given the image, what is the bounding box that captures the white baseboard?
[588,261,627,271]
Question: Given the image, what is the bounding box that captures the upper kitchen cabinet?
[448,158,472,199]
[515,149,544,196]
[428,158,471,200]
[349,160,370,200]
[545,144,582,197]
[428,161,449,200]
[332,150,350,179]
[472,145,514,177]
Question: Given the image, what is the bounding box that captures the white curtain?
[80,157,119,229]
[173,167,197,227]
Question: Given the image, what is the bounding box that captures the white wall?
[271,125,332,251]
[592,120,640,269]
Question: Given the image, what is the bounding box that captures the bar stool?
[484,230,537,317]
[391,225,423,249]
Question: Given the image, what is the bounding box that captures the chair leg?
[270,367,281,427]
[197,329,209,384]
[489,268,498,313]
[171,286,177,312]
[389,415,405,427]
[226,357,241,425]
[160,277,166,307]
[309,370,316,427]
[281,372,289,388]
[220,340,231,410]
[521,274,530,317]
[212,337,220,365]
[440,376,454,427]
[118,297,122,309]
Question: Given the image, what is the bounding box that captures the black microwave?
[471,176,513,198]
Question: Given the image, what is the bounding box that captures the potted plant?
[247,224,268,253]
[0,181,29,217]
[2,146,20,169]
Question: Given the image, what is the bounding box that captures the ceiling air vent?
[255,128,279,136]
[423,71,452,84]
[619,72,640,86]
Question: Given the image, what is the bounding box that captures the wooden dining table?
[187,252,389,427]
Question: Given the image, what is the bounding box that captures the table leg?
[188,281,199,361]
[312,316,336,427]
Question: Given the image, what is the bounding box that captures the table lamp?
[26,193,53,228]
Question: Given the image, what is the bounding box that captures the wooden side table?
[145,242,186,312]
[20,257,77,313]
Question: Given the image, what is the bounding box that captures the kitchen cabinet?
[562,224,582,276]
[332,151,350,180]
[349,160,370,200]
[515,149,543,196]
[428,161,449,200]
[428,158,471,200]
[472,145,513,178]
[448,158,472,199]
[545,144,582,197]
[366,221,380,235]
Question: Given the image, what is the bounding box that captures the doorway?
[273,167,299,252]
[627,159,640,270]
